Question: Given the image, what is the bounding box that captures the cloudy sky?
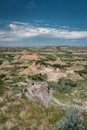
[0,0,87,47]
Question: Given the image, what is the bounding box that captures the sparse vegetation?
[41,53,56,61]
[0,74,6,79]
[75,67,87,76]
[48,81,71,93]
[0,80,5,95]
[0,46,87,130]
[0,112,9,124]
[58,78,77,88]
[52,64,64,69]
[28,73,48,81]
[35,59,50,67]
[52,107,85,130]
[0,60,4,65]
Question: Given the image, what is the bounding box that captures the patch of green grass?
[10,70,18,76]
[28,73,48,81]
[52,63,72,70]
[0,80,5,96]
[2,94,64,129]
[9,126,19,130]
[75,66,87,76]
[48,81,71,93]
[53,91,72,102]
[52,64,64,69]
[58,78,77,88]
[0,59,4,65]
[0,74,6,79]
[13,76,26,83]
[0,53,14,63]
[12,85,26,91]
[11,61,23,65]
[35,60,50,67]
[82,111,87,130]
[41,54,56,61]
[79,91,87,100]
[0,112,9,124]
[0,101,6,107]
[23,99,64,129]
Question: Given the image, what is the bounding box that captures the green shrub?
[75,67,87,76]
[48,79,77,94]
[0,80,5,95]
[58,78,77,88]
[41,54,56,61]
[48,81,70,93]
[0,54,14,63]
[52,107,85,130]
[35,60,49,67]
[13,76,26,83]
[10,70,17,76]
[0,60,4,65]
[0,74,6,79]
[0,112,9,124]
[28,73,48,81]
[52,64,63,69]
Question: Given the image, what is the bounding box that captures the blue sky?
[0,0,87,46]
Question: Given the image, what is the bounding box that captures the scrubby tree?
[52,107,85,130]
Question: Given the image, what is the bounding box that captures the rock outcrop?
[21,52,39,60]
[22,82,51,105]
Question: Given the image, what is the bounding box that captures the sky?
[0,0,87,47]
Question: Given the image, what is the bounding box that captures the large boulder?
[22,82,51,105]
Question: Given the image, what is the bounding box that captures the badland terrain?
[0,46,87,129]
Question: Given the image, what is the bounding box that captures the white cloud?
[9,24,18,30]
[0,22,87,43]
[12,21,28,25]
